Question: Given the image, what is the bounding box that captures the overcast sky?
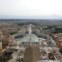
[0,0,62,19]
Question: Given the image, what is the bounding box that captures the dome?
[22,34,39,42]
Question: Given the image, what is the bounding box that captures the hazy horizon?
[0,15,62,20]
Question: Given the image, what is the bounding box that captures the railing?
[37,60,61,62]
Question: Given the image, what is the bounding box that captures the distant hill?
[0,19,62,25]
